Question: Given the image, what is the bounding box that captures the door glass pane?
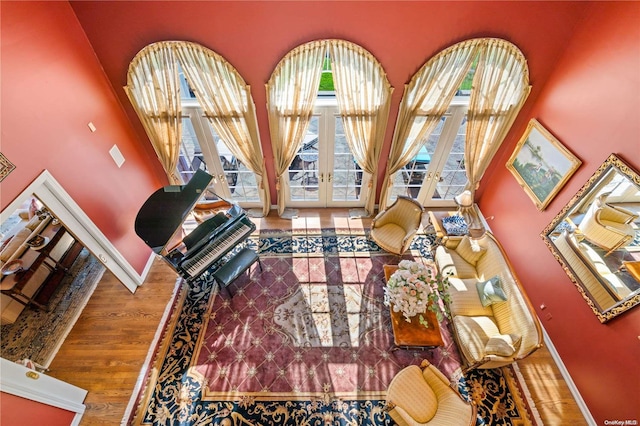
[434,116,467,201]
[289,116,320,202]
[332,117,362,202]
[388,116,446,202]
[213,137,260,203]
[177,118,208,184]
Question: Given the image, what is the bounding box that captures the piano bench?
[212,248,261,296]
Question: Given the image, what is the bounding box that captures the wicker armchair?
[578,192,638,256]
[385,362,476,426]
[370,196,424,255]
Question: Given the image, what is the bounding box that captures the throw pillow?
[484,333,522,357]
[442,215,468,236]
[476,276,507,307]
[456,236,487,266]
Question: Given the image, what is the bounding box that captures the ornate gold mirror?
[542,154,640,322]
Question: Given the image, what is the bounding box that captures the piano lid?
[134,169,214,254]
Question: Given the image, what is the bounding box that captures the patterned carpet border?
[245,228,434,258]
[129,229,536,426]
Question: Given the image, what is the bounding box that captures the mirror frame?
[541,153,640,322]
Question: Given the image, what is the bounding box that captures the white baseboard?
[542,327,596,425]
[139,253,158,283]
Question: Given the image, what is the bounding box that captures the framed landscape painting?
[0,152,15,182]
[506,119,581,211]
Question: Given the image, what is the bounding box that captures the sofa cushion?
[436,246,477,279]
[456,236,487,266]
[435,246,457,277]
[476,276,508,307]
[484,333,522,357]
[453,315,501,363]
[448,277,494,317]
[0,228,31,262]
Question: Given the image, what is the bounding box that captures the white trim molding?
[0,357,87,425]
[542,327,596,426]
[1,170,143,292]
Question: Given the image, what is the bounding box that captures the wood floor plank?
[45,209,586,425]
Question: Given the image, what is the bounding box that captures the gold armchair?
[578,192,638,256]
[370,196,424,255]
[385,362,476,426]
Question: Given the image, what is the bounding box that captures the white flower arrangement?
[384,260,451,327]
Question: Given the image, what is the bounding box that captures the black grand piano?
[135,170,258,284]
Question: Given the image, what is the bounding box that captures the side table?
[383,264,444,349]
[428,210,484,247]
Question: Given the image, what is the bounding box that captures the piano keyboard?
[181,221,252,277]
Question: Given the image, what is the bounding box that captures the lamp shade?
[454,190,473,207]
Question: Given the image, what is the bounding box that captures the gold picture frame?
[0,152,16,182]
[506,119,581,211]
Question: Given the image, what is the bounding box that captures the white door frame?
[0,357,87,426]
[1,170,143,293]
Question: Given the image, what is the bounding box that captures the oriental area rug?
[0,249,105,367]
[129,229,538,425]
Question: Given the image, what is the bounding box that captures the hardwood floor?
[47,209,587,425]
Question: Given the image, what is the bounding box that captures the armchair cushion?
[387,365,438,423]
[456,236,487,266]
[476,276,507,307]
[370,196,424,255]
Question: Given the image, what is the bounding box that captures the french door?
[287,104,370,208]
[177,106,261,208]
[387,104,469,208]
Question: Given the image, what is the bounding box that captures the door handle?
[328,173,333,183]
[426,172,433,181]
[319,173,324,183]
[26,371,40,380]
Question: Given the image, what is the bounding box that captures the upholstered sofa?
[552,230,632,311]
[434,232,543,370]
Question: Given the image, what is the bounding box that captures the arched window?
[125,41,270,216]
[380,38,530,218]
[266,40,392,217]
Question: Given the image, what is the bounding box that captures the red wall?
[1,2,163,274]
[480,3,640,423]
[69,0,587,205]
[4,1,639,421]
[1,392,75,426]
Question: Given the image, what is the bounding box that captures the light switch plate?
[109,144,125,168]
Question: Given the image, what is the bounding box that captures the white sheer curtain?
[266,41,327,216]
[462,39,531,229]
[329,40,392,216]
[174,42,271,216]
[379,39,481,210]
[124,42,182,184]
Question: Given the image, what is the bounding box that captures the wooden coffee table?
[383,264,444,348]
